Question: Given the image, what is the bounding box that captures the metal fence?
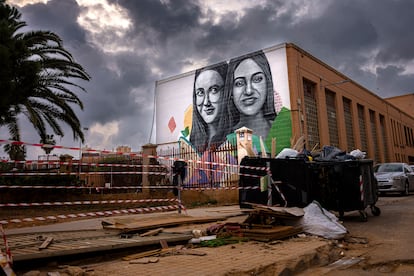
[157,140,239,188]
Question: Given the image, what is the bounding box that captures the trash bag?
[315,146,355,161]
[276,148,298,159]
[349,149,366,159]
[298,201,347,239]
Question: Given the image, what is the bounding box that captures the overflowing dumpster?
[239,157,380,221]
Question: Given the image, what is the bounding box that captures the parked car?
[374,163,414,196]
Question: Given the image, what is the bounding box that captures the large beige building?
[155,42,414,166]
[285,43,414,164]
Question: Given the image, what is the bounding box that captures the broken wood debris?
[38,237,53,250]
[123,240,207,262]
[140,228,164,237]
[239,205,303,241]
[102,214,227,233]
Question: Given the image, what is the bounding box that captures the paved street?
[305,195,414,275]
[7,196,414,275]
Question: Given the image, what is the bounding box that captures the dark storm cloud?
[111,0,202,42]
[7,0,414,157]
[376,65,414,97]
[17,0,155,149]
[20,0,86,44]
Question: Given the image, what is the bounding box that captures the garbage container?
[239,157,380,220]
[309,159,380,220]
[238,157,268,208]
[239,157,314,208]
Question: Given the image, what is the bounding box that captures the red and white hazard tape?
[266,168,287,207]
[0,139,268,172]
[1,159,167,169]
[0,251,15,276]
[0,171,169,176]
[0,185,268,191]
[0,198,178,208]
[0,185,177,190]
[0,205,182,225]
[359,175,364,201]
[182,186,260,191]
[0,225,14,276]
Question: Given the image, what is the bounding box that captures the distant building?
[385,94,414,119]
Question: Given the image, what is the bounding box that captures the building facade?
[285,43,414,164]
[155,43,414,165]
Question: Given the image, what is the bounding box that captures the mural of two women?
[189,50,277,153]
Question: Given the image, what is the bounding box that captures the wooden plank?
[140,228,164,237]
[10,232,192,262]
[101,214,227,232]
[38,237,53,250]
[241,226,303,242]
[159,239,168,249]
[122,249,162,261]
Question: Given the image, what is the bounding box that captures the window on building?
[411,128,414,147]
[369,110,380,163]
[325,90,339,147]
[303,78,320,151]
[379,115,390,162]
[397,122,403,147]
[357,104,368,153]
[343,97,355,151]
[391,119,397,146]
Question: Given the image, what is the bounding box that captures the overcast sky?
[3,0,414,160]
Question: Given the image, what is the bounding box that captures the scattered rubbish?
[276,148,299,159]
[327,256,364,270]
[189,235,217,244]
[349,149,366,159]
[199,237,243,247]
[299,201,347,239]
[192,229,205,238]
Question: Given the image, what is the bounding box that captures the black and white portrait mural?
[226,51,277,139]
[156,47,292,156]
[188,50,279,153]
[156,47,291,185]
[189,62,230,152]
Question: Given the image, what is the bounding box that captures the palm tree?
[0,1,91,157]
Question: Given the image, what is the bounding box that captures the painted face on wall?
[232,58,267,116]
[195,70,224,124]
